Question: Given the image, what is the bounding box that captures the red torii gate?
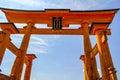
[0,8,118,80]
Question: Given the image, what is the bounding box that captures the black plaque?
[52,17,62,30]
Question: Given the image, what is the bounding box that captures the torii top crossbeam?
[0,8,118,35]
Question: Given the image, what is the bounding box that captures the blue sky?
[0,0,120,80]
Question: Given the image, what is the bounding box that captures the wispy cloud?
[39,0,114,10]
[11,34,24,43]
[10,34,60,54]
[30,36,48,46]
[12,0,39,6]
[28,46,47,54]
[0,0,46,9]
[28,35,60,54]
[10,34,24,48]
[11,0,45,8]
[49,35,60,39]
[11,35,48,54]
[85,0,114,10]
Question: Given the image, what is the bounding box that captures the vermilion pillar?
[95,30,117,80]
[0,31,10,65]
[90,23,118,80]
[82,20,100,80]
[10,22,34,80]
[24,54,36,80]
[80,55,87,80]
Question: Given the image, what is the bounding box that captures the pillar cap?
[80,55,85,61]
[89,22,111,35]
[0,23,19,33]
[26,54,36,60]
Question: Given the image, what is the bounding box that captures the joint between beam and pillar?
[90,44,98,58]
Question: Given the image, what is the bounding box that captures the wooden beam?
[7,41,20,56]
[90,44,98,58]
[7,41,29,65]
[17,28,111,35]
[1,8,118,24]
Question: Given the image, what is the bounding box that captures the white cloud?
[28,46,47,54]
[28,36,48,54]
[11,0,41,6]
[11,34,24,43]
[51,35,60,39]
[30,36,48,46]
[37,0,114,10]
[30,41,47,46]
[5,0,46,9]
[10,34,60,55]
[85,0,113,9]
[46,35,60,40]
[29,35,60,54]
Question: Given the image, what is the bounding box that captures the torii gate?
[0,8,118,80]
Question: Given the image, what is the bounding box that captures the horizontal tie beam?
[17,28,111,35]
